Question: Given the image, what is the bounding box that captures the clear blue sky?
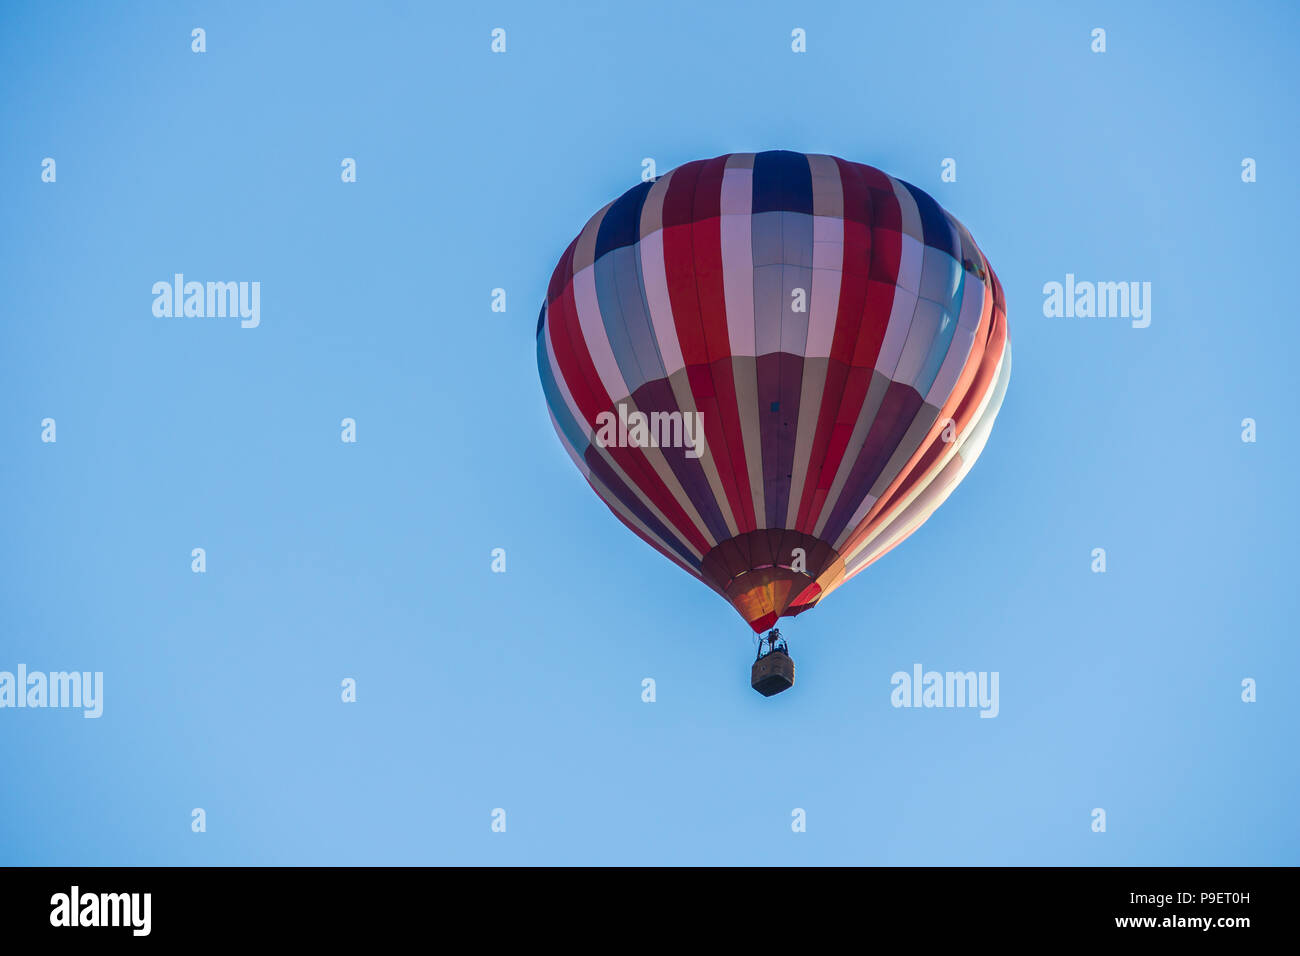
[1,0,1295,865]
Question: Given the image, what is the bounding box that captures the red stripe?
[663,158,756,533]
[546,236,578,304]
[545,280,604,426]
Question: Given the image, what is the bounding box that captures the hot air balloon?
[536,151,1010,695]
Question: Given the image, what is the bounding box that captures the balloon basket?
[751,649,795,697]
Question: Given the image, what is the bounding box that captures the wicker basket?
[751,652,796,697]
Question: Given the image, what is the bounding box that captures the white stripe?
[638,229,684,376]
[572,264,630,400]
[720,167,756,356]
[806,217,843,358]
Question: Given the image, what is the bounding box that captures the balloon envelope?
[537,151,1010,632]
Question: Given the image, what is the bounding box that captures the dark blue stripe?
[898,180,957,256]
[752,150,813,215]
[594,179,653,260]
